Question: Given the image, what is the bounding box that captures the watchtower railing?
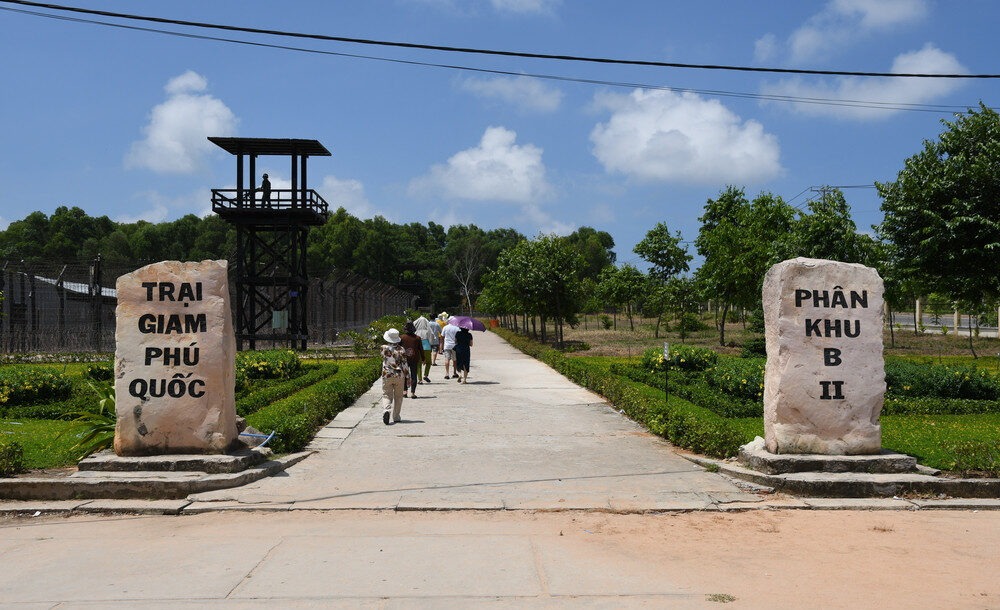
[211,188,329,214]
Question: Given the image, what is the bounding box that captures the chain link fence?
[0,258,414,354]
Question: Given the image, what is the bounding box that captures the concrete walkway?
[186,330,761,512]
[3,332,1000,607]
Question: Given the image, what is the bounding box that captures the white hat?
[383,328,401,343]
[438,311,449,320]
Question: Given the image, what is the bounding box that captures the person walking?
[440,318,460,380]
[454,326,473,383]
[380,328,409,425]
[399,322,425,398]
[413,315,434,383]
[433,312,448,366]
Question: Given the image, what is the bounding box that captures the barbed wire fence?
[0,257,415,354]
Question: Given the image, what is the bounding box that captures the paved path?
[3,332,1000,607]
[187,330,761,511]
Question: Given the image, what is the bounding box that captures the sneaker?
[423,377,431,383]
[383,412,390,425]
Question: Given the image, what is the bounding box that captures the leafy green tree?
[695,187,796,345]
[778,188,876,265]
[877,103,1000,356]
[596,264,646,330]
[563,226,616,282]
[633,222,692,337]
[662,276,702,342]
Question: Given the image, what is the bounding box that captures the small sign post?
[663,342,669,402]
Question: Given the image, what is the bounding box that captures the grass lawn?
[549,316,1000,476]
[0,419,82,470]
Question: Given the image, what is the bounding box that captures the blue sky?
[3,0,1000,269]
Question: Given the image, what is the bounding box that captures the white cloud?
[754,33,778,63]
[490,0,560,15]
[761,44,967,120]
[787,0,927,63]
[320,175,374,218]
[459,75,563,113]
[0,217,8,231]
[126,70,238,174]
[409,126,552,203]
[589,89,783,185]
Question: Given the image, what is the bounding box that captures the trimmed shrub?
[236,363,339,417]
[703,358,766,402]
[882,395,1000,416]
[83,362,114,382]
[0,366,73,408]
[740,337,767,358]
[0,440,25,477]
[640,345,718,373]
[246,358,379,453]
[611,363,762,419]
[886,359,1000,400]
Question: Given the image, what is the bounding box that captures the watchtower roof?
[208,137,331,157]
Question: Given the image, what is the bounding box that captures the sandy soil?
[3,508,997,608]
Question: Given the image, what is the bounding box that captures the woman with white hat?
[380,328,409,425]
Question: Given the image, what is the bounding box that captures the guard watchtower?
[209,137,331,350]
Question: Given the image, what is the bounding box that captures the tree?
[695,187,796,345]
[596,264,646,330]
[662,276,701,342]
[484,234,585,345]
[779,188,877,265]
[633,222,691,337]
[877,103,1000,356]
[564,226,616,282]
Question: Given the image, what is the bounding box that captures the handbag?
[422,338,431,350]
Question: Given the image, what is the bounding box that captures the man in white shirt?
[440,321,460,379]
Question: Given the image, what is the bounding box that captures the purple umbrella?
[447,315,487,331]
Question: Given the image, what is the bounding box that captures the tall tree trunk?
[718,301,730,346]
[968,314,978,358]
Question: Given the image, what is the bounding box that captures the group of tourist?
[380,312,474,425]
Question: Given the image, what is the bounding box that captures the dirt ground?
[3,508,998,608]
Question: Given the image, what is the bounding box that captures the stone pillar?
[114,260,237,456]
[762,258,885,455]
[953,309,960,332]
[915,297,922,332]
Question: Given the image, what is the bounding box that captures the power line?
[1,4,990,115]
[3,0,999,79]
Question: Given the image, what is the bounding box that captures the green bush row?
[0,440,25,477]
[235,349,303,392]
[882,395,1000,415]
[236,362,340,417]
[0,366,73,408]
[639,345,718,372]
[611,363,762,419]
[885,358,1000,400]
[246,358,379,454]
[495,329,747,458]
[702,358,766,402]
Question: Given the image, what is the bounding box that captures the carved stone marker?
[763,258,885,455]
[114,260,238,456]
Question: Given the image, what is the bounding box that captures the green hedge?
[611,363,762,419]
[495,328,747,458]
[0,440,25,477]
[885,358,1000,400]
[246,358,379,453]
[0,366,73,409]
[236,362,339,417]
